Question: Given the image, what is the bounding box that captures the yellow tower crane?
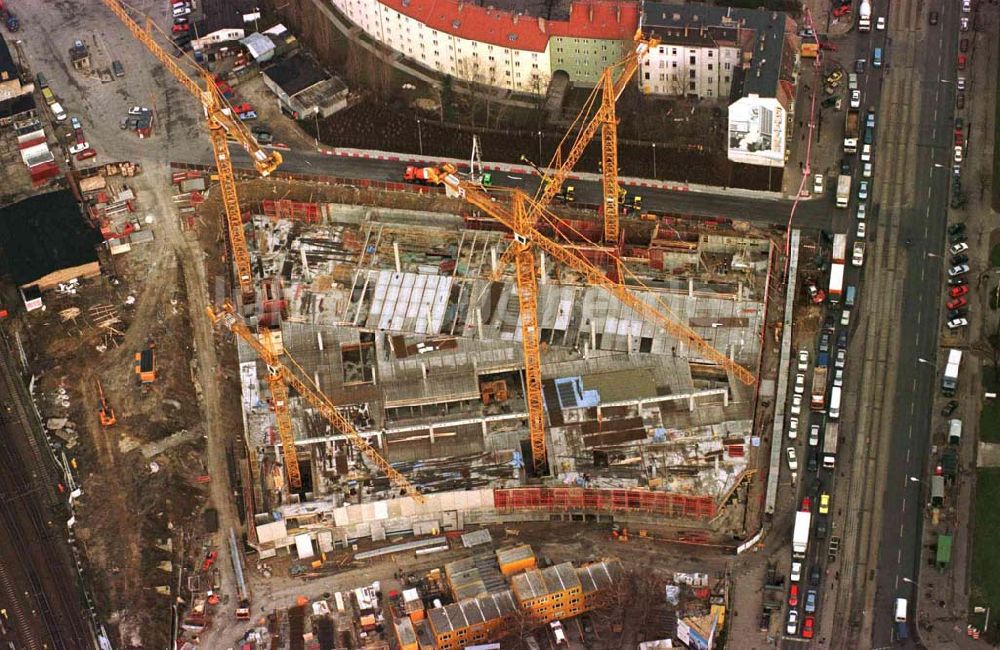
[207,301,424,502]
[433,167,756,475]
[99,0,282,302]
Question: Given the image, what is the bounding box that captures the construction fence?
[493,487,717,521]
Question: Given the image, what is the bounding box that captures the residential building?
[0,36,30,101]
[330,0,638,93]
[640,1,798,167]
[510,562,584,624]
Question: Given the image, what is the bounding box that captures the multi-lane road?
[816,0,961,647]
[227,147,835,229]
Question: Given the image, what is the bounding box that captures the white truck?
[822,422,839,468]
[832,233,848,263]
[836,174,851,208]
[948,419,962,445]
[859,0,872,31]
[793,510,812,559]
[942,349,962,396]
[829,263,845,302]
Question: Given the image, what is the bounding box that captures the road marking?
[902,498,906,514]
[916,308,922,324]
[906,447,911,462]
[908,424,913,440]
[895,575,900,590]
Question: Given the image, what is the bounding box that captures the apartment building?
[330,0,637,93]
[639,2,797,104]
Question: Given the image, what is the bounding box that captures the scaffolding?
[493,487,717,520]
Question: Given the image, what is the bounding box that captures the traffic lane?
[226,148,833,228]
[870,7,958,646]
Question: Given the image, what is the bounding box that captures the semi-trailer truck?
[828,263,845,302]
[844,109,860,153]
[832,234,848,263]
[858,0,872,31]
[836,174,851,208]
[811,367,828,410]
[822,422,839,468]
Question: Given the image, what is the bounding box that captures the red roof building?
[333,0,640,91]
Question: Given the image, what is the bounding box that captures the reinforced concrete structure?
[231,197,774,551]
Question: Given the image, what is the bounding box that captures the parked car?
[941,400,959,417]
[866,109,876,129]
[952,254,969,266]
[960,16,969,31]
[787,447,799,471]
[946,296,968,310]
[789,584,800,607]
[809,424,820,447]
[948,264,970,277]
[814,174,824,194]
[951,242,969,255]
[798,349,810,371]
[795,373,806,395]
[76,147,97,161]
[957,76,967,91]
[862,162,873,178]
[960,38,969,53]
[957,92,966,109]
[787,609,800,635]
[112,60,125,77]
[819,493,830,515]
[833,368,844,387]
[876,16,886,30]
[958,55,967,71]
[858,181,869,200]
[949,277,969,287]
[947,317,969,330]
[949,222,966,236]
[805,590,818,614]
[791,561,802,582]
[857,203,867,220]
[857,221,866,238]
[792,394,803,416]
[850,89,861,108]
[954,146,964,163]
[788,417,799,439]
[809,565,821,586]
[802,616,816,639]
[841,309,851,326]
[68,141,89,155]
[835,349,847,369]
[70,116,82,130]
[948,308,968,321]
[950,284,970,298]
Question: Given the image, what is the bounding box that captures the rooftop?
[263,53,328,96]
[379,0,639,53]
[0,190,101,287]
[427,590,518,634]
[0,36,17,82]
[510,562,581,600]
[640,1,793,98]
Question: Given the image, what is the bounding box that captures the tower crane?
[99,0,282,302]
[431,166,756,474]
[207,301,425,502]
[537,33,657,241]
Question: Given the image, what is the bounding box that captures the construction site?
[0,3,783,648]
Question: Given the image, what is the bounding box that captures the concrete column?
[476,307,484,340]
[627,331,634,356]
[688,277,694,297]
[317,331,325,351]
[688,395,695,411]
[590,320,597,349]
[421,362,428,379]
[393,242,401,273]
[539,252,547,284]
[429,425,435,444]
[490,245,498,273]
[724,389,729,407]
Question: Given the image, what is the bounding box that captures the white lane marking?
[902,498,906,514]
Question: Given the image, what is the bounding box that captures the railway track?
[0,341,94,649]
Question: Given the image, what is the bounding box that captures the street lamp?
[907,476,921,483]
[417,119,424,155]
[917,357,934,366]
[652,143,657,178]
[902,576,919,585]
[537,131,542,161]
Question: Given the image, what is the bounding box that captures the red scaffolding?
[493,487,716,521]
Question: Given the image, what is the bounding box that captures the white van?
[829,386,842,419]
[50,101,67,122]
[894,597,907,622]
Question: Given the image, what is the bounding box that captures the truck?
[836,174,851,208]
[811,367,828,410]
[832,234,848,263]
[863,125,874,146]
[403,166,442,185]
[858,0,872,31]
[942,349,962,396]
[828,263,845,302]
[41,86,55,105]
[822,422,839,468]
[844,109,860,153]
[948,418,962,445]
[845,285,857,308]
[829,386,842,419]
[792,511,812,559]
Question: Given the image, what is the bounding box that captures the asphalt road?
[226,147,836,229]
[868,1,960,646]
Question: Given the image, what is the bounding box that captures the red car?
[958,54,967,70]
[789,584,799,607]
[950,284,970,298]
[172,23,190,33]
[947,296,968,310]
[75,147,97,161]
[802,616,815,639]
[832,4,851,17]
[801,497,812,512]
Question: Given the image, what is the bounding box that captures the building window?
[644,72,650,79]
[689,69,696,79]
[689,81,696,90]
[707,89,713,96]
[671,47,677,55]
[659,74,665,80]
[672,61,677,68]
[689,55,696,64]
[724,75,730,83]
[708,63,713,70]
[725,62,731,70]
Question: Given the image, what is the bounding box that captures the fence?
[493,487,717,521]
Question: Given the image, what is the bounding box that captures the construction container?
[496,544,536,577]
[135,348,156,383]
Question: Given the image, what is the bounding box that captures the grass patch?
[980,401,1000,443]
[991,245,1000,269]
[971,468,1000,640]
